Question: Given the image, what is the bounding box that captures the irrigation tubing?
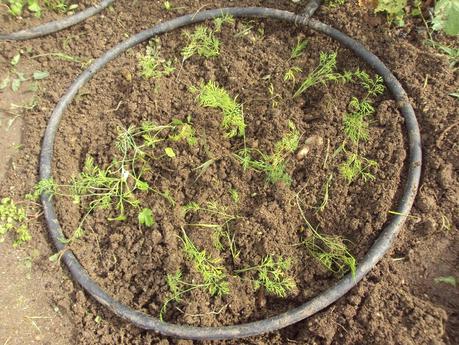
[0,0,114,41]
[39,6,422,341]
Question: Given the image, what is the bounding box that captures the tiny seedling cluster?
[0,197,31,247]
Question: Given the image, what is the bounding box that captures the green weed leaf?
[33,70,49,80]
[164,147,176,158]
[138,208,155,227]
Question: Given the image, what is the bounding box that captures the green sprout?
[138,44,175,79]
[179,229,230,296]
[297,197,356,277]
[196,81,246,138]
[284,66,302,83]
[294,51,342,97]
[339,152,378,184]
[290,39,308,59]
[235,121,300,185]
[0,197,31,247]
[213,13,235,32]
[236,256,296,297]
[181,26,220,61]
[343,97,375,145]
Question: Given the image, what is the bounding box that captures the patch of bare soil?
[0,1,457,345]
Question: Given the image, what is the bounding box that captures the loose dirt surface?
[0,1,458,345]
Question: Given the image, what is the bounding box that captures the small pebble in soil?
[296,134,324,160]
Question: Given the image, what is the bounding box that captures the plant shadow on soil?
[0,1,458,345]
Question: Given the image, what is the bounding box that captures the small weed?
[44,0,76,13]
[326,0,346,7]
[179,228,230,296]
[339,152,377,184]
[138,208,155,227]
[236,256,296,297]
[432,0,459,36]
[294,51,342,97]
[375,0,407,26]
[290,39,308,59]
[0,197,31,247]
[138,44,175,79]
[182,26,220,61]
[197,81,245,138]
[214,13,235,32]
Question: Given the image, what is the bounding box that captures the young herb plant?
[339,152,377,184]
[181,26,220,61]
[290,39,308,59]
[235,255,296,297]
[235,121,300,185]
[294,51,342,97]
[179,228,230,296]
[138,44,175,79]
[196,81,246,138]
[0,197,31,247]
[296,196,356,277]
[213,13,235,32]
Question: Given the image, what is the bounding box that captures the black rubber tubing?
[39,7,422,341]
[0,0,114,41]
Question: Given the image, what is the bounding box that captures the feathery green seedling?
[184,201,240,259]
[197,81,246,138]
[353,69,385,98]
[0,197,31,247]
[179,229,230,296]
[290,39,308,59]
[284,66,302,83]
[159,270,210,321]
[138,44,175,79]
[339,152,377,184]
[296,196,356,277]
[236,256,296,297]
[229,188,239,203]
[235,121,300,185]
[294,51,342,97]
[316,174,333,213]
[45,0,76,13]
[214,13,235,32]
[343,97,375,145]
[169,119,197,146]
[181,26,220,61]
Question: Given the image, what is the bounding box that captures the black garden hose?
[0,0,114,40]
[39,6,422,341]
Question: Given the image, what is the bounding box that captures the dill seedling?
[316,174,333,213]
[235,121,300,185]
[159,270,209,321]
[185,201,240,259]
[284,66,302,83]
[236,256,296,297]
[296,196,356,277]
[343,97,375,145]
[294,51,342,97]
[181,26,220,61]
[180,228,230,296]
[353,69,385,98]
[197,81,246,138]
[339,152,377,184]
[214,13,235,32]
[229,188,239,203]
[290,39,308,59]
[0,197,31,247]
[169,118,197,146]
[138,44,175,79]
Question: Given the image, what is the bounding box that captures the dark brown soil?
[0,1,457,345]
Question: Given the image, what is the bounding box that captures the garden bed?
[47,14,407,326]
